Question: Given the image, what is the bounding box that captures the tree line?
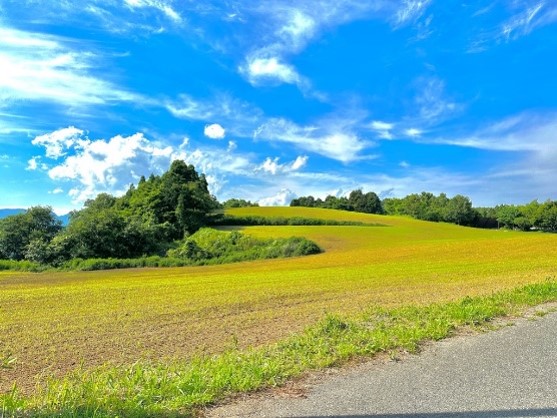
[291,190,383,214]
[3,163,557,266]
[291,190,557,231]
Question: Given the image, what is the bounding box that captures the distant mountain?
[0,208,70,225]
[0,208,26,218]
[57,213,71,226]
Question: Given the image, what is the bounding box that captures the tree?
[445,195,474,225]
[496,205,521,229]
[539,201,557,232]
[223,198,258,208]
[0,206,62,260]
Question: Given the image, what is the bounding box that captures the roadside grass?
[3,279,557,417]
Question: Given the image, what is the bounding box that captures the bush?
[168,228,322,264]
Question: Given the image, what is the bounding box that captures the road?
[207,310,557,418]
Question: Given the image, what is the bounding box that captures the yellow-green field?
[2,207,557,393]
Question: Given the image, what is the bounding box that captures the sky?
[1,0,557,213]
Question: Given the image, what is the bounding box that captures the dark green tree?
[0,206,62,260]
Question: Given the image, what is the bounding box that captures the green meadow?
[3,207,557,416]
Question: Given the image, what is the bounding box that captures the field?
[2,207,557,408]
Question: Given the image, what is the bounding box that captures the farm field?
[2,207,557,396]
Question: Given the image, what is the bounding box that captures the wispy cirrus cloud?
[254,117,373,163]
[0,26,141,108]
[431,111,557,153]
[413,77,462,124]
[501,1,547,40]
[165,94,262,136]
[1,0,183,35]
[123,0,182,22]
[469,2,557,52]
[395,0,432,25]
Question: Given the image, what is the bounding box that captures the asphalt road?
[207,310,557,418]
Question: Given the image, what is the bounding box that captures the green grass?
[3,207,557,416]
[3,279,557,417]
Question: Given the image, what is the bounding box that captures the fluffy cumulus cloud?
[204,123,226,139]
[30,127,177,202]
[176,144,252,195]
[258,188,297,206]
[29,127,314,206]
[31,126,85,159]
[26,157,38,171]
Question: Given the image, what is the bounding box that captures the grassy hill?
[2,207,557,415]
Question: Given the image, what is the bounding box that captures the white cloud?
[31,126,85,159]
[227,141,237,152]
[31,129,177,203]
[371,121,393,131]
[26,157,39,171]
[204,123,226,139]
[166,94,261,136]
[501,2,546,40]
[50,188,64,195]
[431,112,557,153]
[414,77,460,123]
[396,0,432,25]
[242,56,302,86]
[0,26,139,108]
[257,155,308,175]
[371,120,394,139]
[255,118,370,163]
[405,128,422,137]
[279,9,316,46]
[259,157,280,175]
[173,141,253,196]
[238,2,388,90]
[291,155,308,170]
[258,188,297,206]
[124,0,182,22]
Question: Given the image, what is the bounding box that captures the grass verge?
[3,278,557,417]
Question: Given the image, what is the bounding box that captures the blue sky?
[1,0,557,213]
